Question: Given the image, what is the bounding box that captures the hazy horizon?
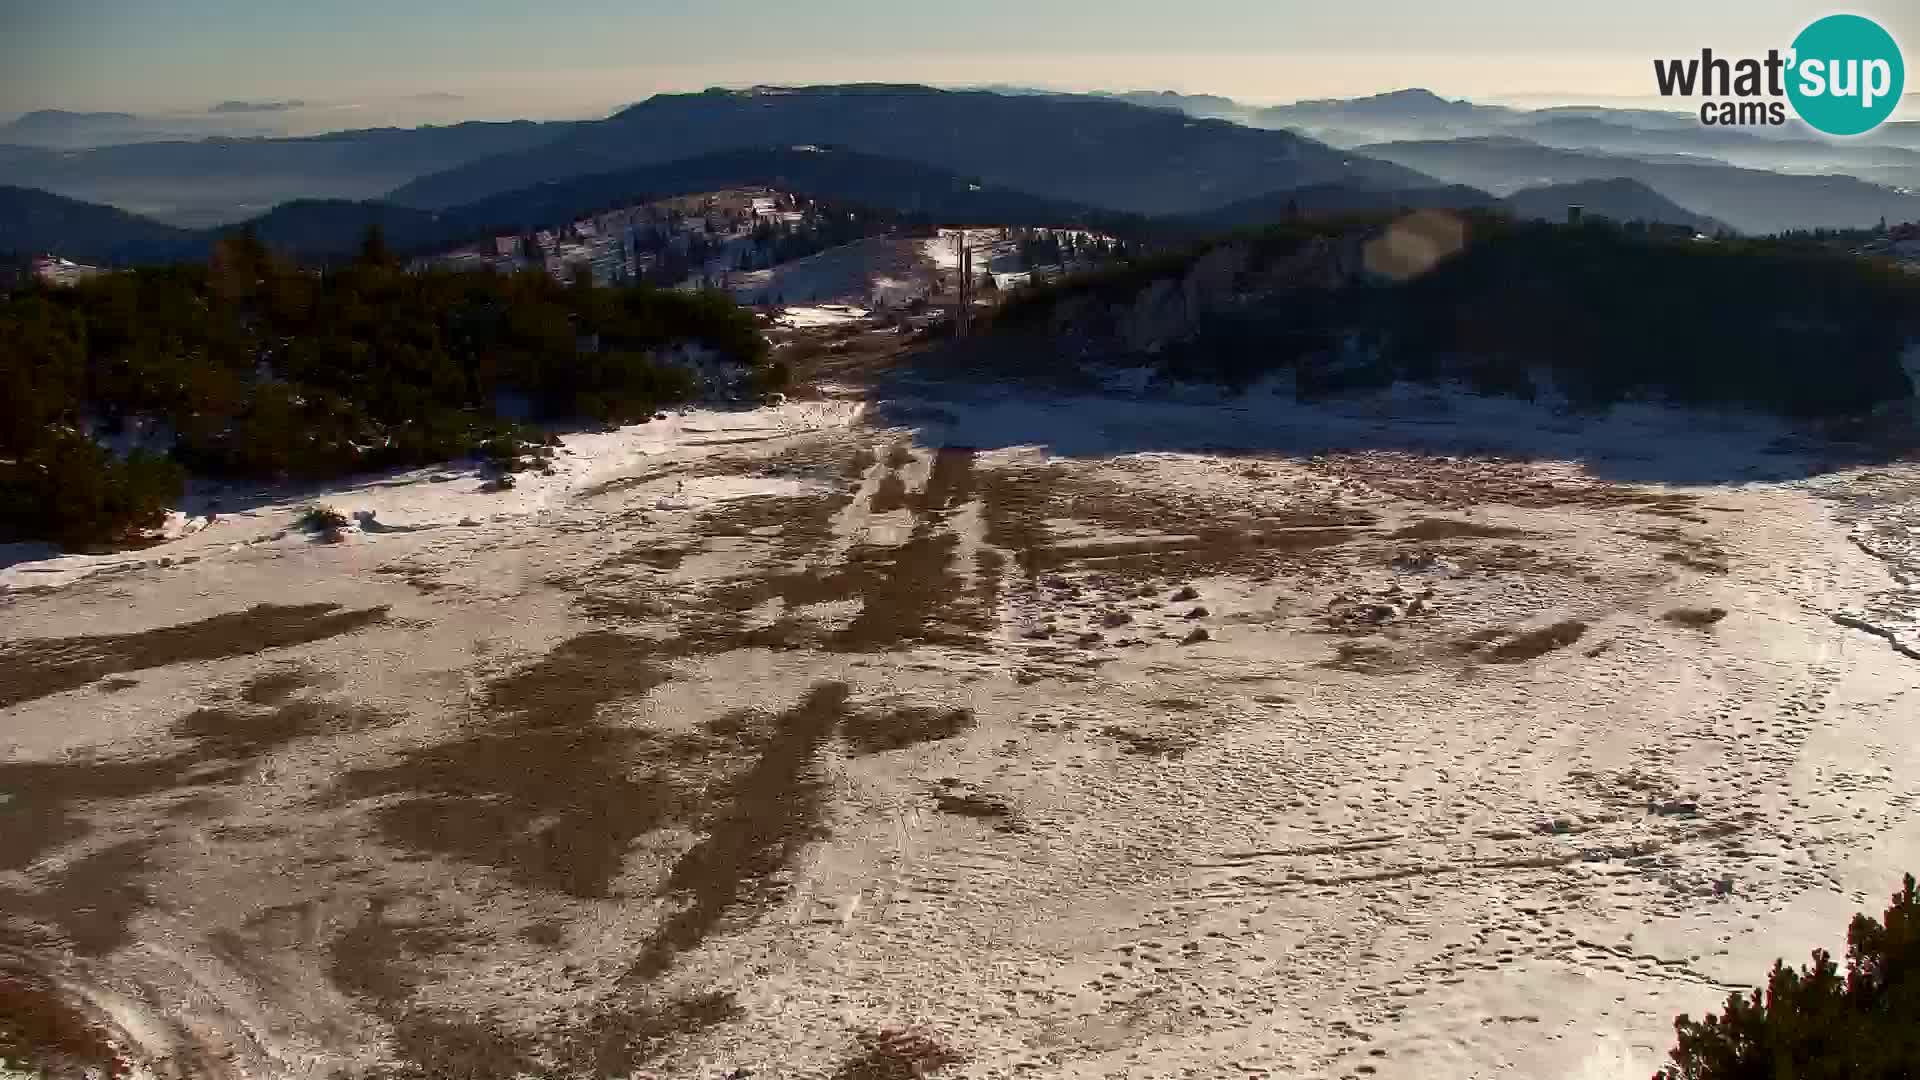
[6,0,1918,131]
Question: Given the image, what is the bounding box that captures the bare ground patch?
[1306,452,1703,514]
[625,680,850,982]
[0,960,133,1080]
[0,603,389,709]
[931,790,1022,832]
[0,687,395,874]
[1102,726,1192,758]
[1390,519,1528,542]
[828,1027,967,1080]
[841,704,975,755]
[327,898,539,1080]
[1320,640,1411,675]
[662,447,992,655]
[0,841,155,957]
[1663,607,1730,630]
[1486,621,1590,663]
[870,471,912,515]
[237,668,316,706]
[327,632,689,899]
[980,465,1369,586]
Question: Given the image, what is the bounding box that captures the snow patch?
[0,399,864,594]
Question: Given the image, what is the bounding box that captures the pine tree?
[1657,874,1918,1078]
[357,223,395,268]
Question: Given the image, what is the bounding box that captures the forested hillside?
[2,233,772,546]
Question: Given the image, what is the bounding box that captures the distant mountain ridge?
[0,120,576,226]
[444,145,1137,234]
[9,84,1919,243]
[1502,178,1728,233]
[1356,137,1920,233]
[388,84,1438,216]
[0,110,200,150]
[0,185,200,262]
[0,146,1141,266]
[1183,176,1726,234]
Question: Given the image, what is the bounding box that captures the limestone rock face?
[1044,229,1376,357]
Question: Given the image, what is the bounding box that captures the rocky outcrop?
[1043,232,1385,358]
[1259,230,1372,290]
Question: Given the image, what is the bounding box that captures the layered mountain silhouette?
[0,110,176,149]
[444,145,1139,234]
[387,85,1436,215]
[1183,176,1724,234]
[0,146,1142,265]
[6,85,1917,245]
[1358,137,1920,234]
[0,121,575,226]
[1501,178,1727,233]
[0,185,202,262]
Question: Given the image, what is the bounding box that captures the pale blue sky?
[3,0,1917,119]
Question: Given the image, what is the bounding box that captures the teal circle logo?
[1787,14,1904,136]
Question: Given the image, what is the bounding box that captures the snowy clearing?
[2,376,1917,1079]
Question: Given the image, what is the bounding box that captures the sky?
[4,0,1919,122]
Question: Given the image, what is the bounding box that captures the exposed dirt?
[328,634,684,898]
[842,704,976,755]
[1664,607,1731,630]
[1486,620,1590,663]
[932,790,1017,823]
[0,962,132,1079]
[236,669,315,706]
[1390,518,1528,542]
[827,1028,967,1080]
[2,841,155,957]
[327,898,540,1080]
[0,602,388,709]
[626,680,848,982]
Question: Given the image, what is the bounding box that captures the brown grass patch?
[841,705,975,755]
[0,841,154,957]
[1320,640,1406,674]
[329,900,740,1078]
[327,899,538,1080]
[1632,527,1730,574]
[0,961,131,1079]
[329,633,688,899]
[0,754,189,872]
[1390,519,1526,541]
[1486,621,1589,663]
[238,669,313,705]
[515,921,566,948]
[1450,627,1512,655]
[1662,551,1730,573]
[626,680,849,981]
[1102,727,1190,758]
[605,546,689,572]
[932,792,1017,827]
[977,464,1369,587]
[1663,607,1729,630]
[0,603,388,709]
[563,991,742,1077]
[1,684,388,874]
[670,447,991,655]
[828,1028,966,1080]
[869,471,911,515]
[172,699,392,761]
[1305,453,1702,513]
